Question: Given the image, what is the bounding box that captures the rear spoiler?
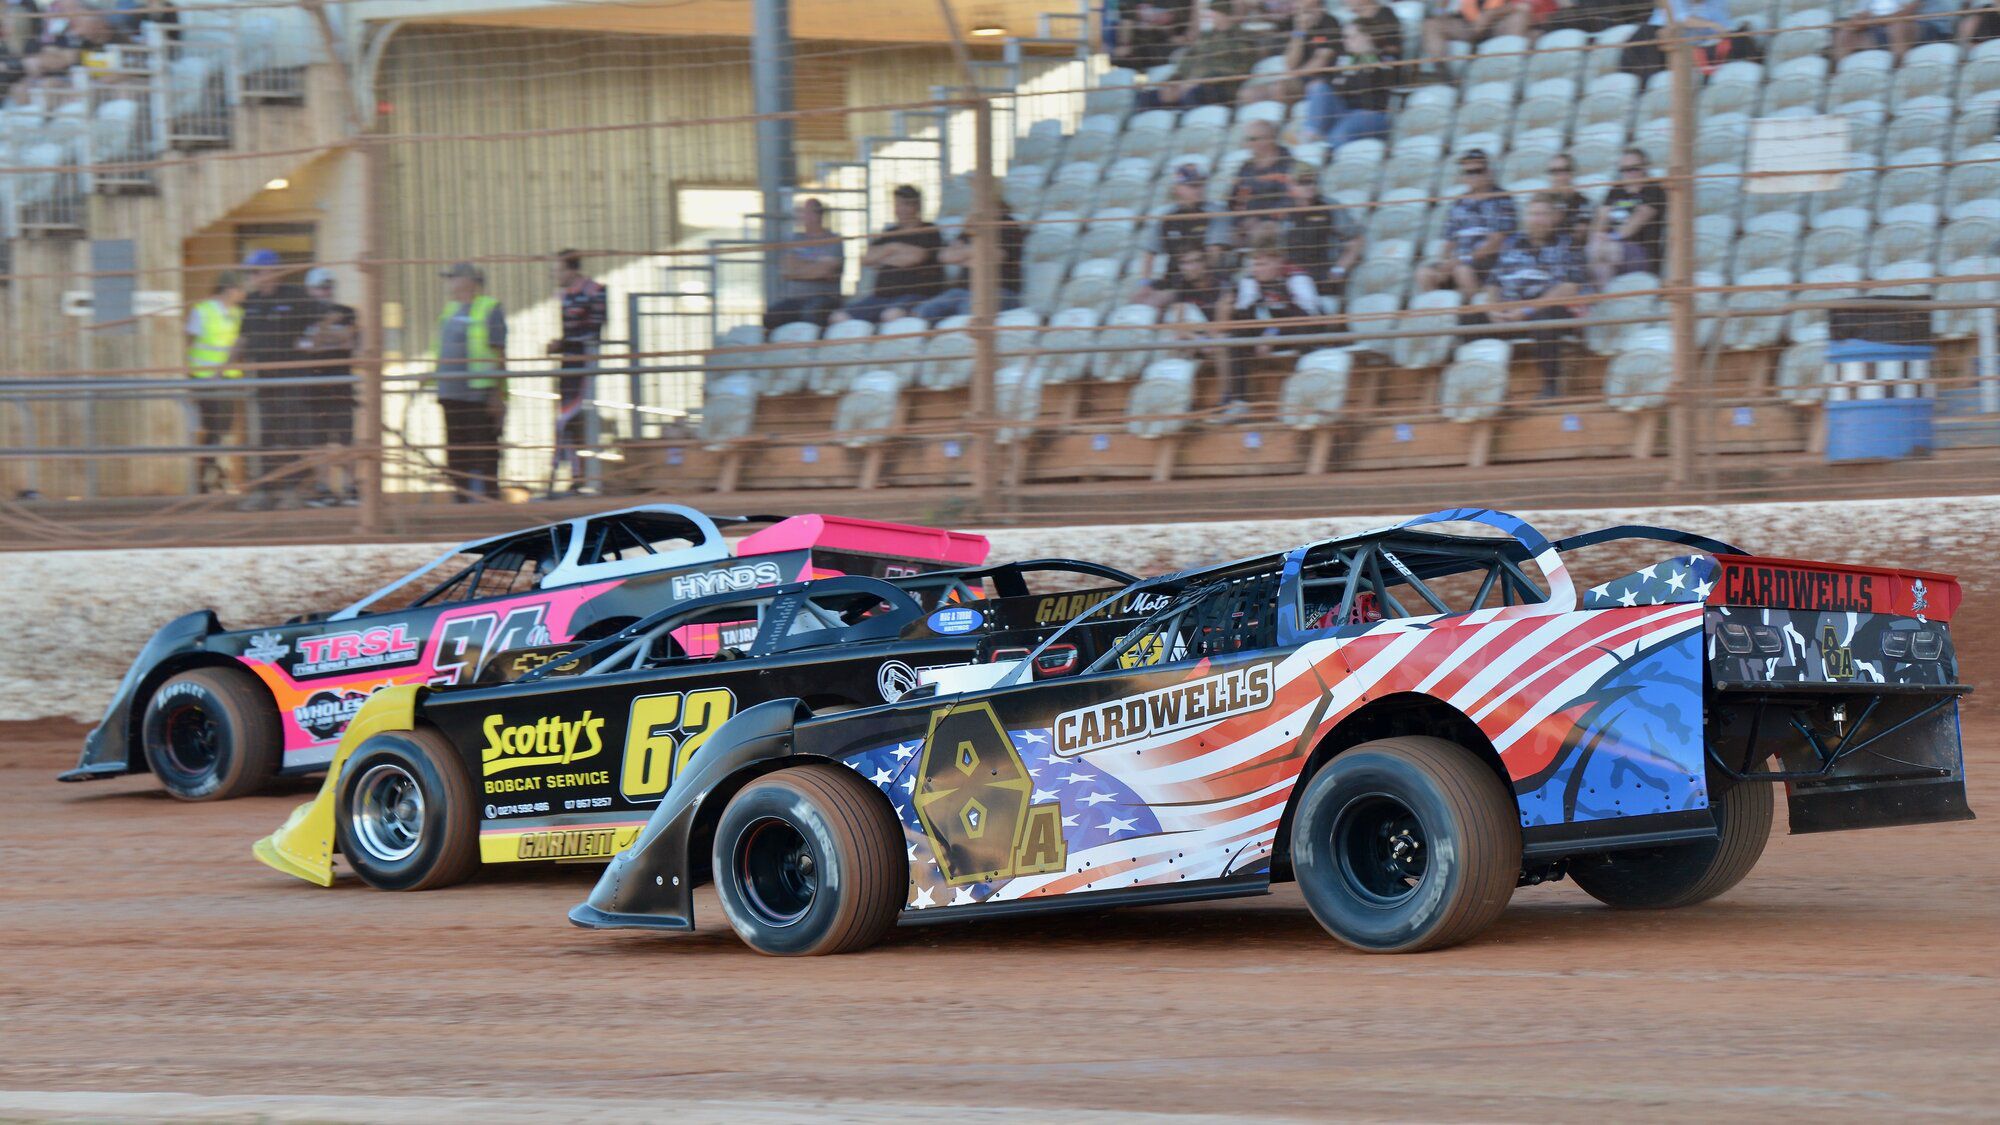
[733,514,990,567]
[1707,555,1961,623]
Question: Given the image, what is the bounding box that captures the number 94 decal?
[619,688,737,802]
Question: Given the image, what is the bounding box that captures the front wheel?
[1569,779,1773,910]
[712,765,905,956]
[140,666,281,801]
[1291,736,1522,953]
[333,727,480,891]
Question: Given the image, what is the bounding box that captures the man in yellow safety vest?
[435,261,508,500]
[186,271,248,493]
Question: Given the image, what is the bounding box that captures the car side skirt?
[895,874,1270,927]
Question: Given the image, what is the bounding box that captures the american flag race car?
[571,508,1973,955]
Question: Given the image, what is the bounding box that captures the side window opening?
[412,531,562,607]
[1296,537,1549,631]
[1092,569,1284,674]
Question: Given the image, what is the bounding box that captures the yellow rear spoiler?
[253,685,421,886]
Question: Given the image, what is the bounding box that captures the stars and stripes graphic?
[1583,553,1719,610]
[837,548,1710,914]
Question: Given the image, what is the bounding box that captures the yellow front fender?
[252,685,422,886]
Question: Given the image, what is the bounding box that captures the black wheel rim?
[1333,792,1429,906]
[737,817,818,927]
[161,700,223,777]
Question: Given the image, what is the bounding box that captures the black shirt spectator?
[1601,179,1666,269]
[556,274,608,356]
[1111,0,1193,70]
[1283,176,1363,291]
[1229,119,1297,228]
[841,184,944,323]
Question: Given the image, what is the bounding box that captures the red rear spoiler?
[1708,554,1960,623]
[733,514,990,567]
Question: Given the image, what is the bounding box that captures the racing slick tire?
[139,667,281,801]
[1569,779,1774,910]
[712,764,904,956]
[333,727,480,892]
[1291,736,1521,954]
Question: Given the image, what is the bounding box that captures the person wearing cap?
[298,266,358,506]
[547,249,607,495]
[1137,163,1233,309]
[235,248,316,508]
[835,185,944,324]
[434,262,509,500]
[1415,149,1517,295]
[186,270,246,494]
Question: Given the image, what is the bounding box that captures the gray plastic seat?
[1392,289,1463,370]
[1440,340,1512,422]
[1278,349,1354,428]
[1126,358,1198,437]
[1604,327,1674,410]
[700,373,760,444]
[833,370,905,447]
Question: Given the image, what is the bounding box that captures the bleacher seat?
[995,307,1043,369]
[1940,214,2000,263]
[1885,100,1952,154]
[1079,208,1140,264]
[1066,114,1122,165]
[1891,42,1959,107]
[1526,28,1587,86]
[1440,340,1512,422]
[761,321,820,394]
[1037,306,1101,383]
[1701,75,1759,118]
[1084,69,1137,119]
[1604,328,1674,410]
[1585,24,1639,80]
[1366,189,1429,245]
[1788,264,1861,343]
[1382,136,1445,194]
[1771,10,1832,66]
[1834,99,1888,157]
[1763,66,1827,116]
[1695,163,1743,222]
[1871,259,1935,297]
[1348,243,1414,304]
[1051,257,1121,315]
[1735,220,1799,275]
[871,317,931,387]
[1963,40,2000,105]
[1097,170,1157,213]
[1278,349,1354,428]
[1946,146,2000,216]
[1721,268,1792,351]
[1955,104,2000,154]
[833,370,903,447]
[993,364,1043,444]
[1094,303,1163,382]
[1466,35,1528,89]
[920,317,974,391]
[1569,127,1626,180]
[1126,358,1198,437]
[1002,164,1050,214]
[1455,89,1517,144]
[1501,141,1561,189]
[1576,72,1636,134]
[1878,148,1944,212]
[810,319,875,395]
[1393,290,1463,370]
[1587,271,1664,355]
[1801,222,1867,273]
[1014,119,1065,168]
[1830,51,1892,107]
[1935,257,1999,339]
[1696,113,1749,166]
[701,373,760,443]
[1040,164,1103,215]
[1392,100,1454,147]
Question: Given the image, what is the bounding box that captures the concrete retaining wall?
[6,496,1989,723]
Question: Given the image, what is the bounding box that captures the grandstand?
[1,0,1997,543]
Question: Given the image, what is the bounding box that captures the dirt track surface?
[5,518,2000,1122]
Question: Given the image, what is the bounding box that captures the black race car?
[253,559,1138,891]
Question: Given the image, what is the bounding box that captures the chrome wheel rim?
[351,763,425,862]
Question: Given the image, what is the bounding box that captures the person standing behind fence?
[299,266,358,507]
[237,248,315,509]
[186,271,246,494]
[434,261,508,501]
[547,249,606,496]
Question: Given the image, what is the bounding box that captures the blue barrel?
[1825,398,1935,461]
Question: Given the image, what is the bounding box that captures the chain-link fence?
[3,0,1997,546]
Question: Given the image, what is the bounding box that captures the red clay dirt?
[3,580,1998,1120]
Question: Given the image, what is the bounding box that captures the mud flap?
[1710,688,1975,834]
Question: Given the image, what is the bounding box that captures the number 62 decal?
[619,688,737,802]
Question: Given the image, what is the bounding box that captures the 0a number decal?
[619,688,736,802]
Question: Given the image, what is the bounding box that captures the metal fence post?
[1664,18,1702,495]
[357,131,387,534]
[969,97,1000,519]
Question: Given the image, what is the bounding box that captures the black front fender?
[62,610,219,781]
[569,697,811,932]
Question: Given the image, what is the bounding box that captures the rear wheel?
[712,765,904,956]
[140,666,280,801]
[333,727,480,891]
[1570,779,1774,910]
[1291,736,1522,953]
